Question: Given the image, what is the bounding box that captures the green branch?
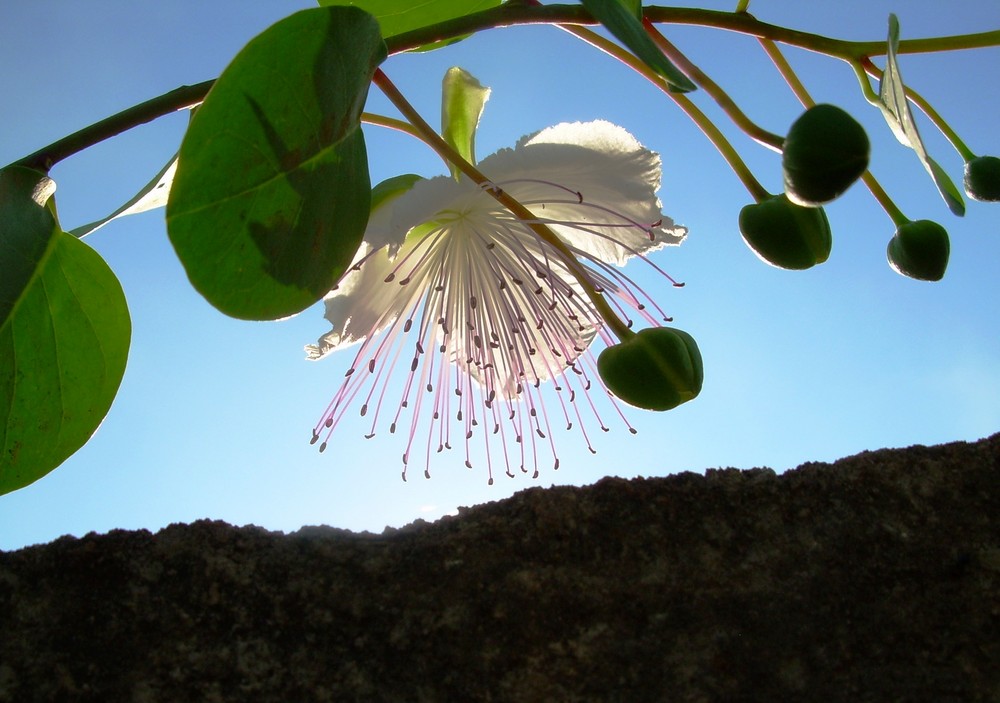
[641,18,784,151]
[13,81,213,172]
[386,5,1000,60]
[8,5,999,172]
[761,39,909,226]
[561,23,770,202]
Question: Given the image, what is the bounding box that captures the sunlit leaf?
[0,166,59,330]
[317,0,500,50]
[581,0,696,93]
[877,14,965,216]
[0,230,130,495]
[441,67,490,179]
[166,7,387,321]
[371,173,423,213]
[70,155,177,238]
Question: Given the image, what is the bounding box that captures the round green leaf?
[166,6,387,320]
[0,231,131,494]
[0,166,59,330]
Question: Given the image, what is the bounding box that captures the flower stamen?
[307,116,688,481]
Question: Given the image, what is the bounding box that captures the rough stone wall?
[1,434,998,702]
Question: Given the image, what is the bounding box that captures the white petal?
[480,120,686,265]
[305,242,416,360]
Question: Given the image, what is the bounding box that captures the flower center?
[311,178,682,483]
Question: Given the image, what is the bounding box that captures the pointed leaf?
[166,6,387,321]
[0,166,59,331]
[0,230,131,495]
[70,156,177,238]
[441,67,491,178]
[877,14,965,216]
[317,0,501,50]
[581,0,696,93]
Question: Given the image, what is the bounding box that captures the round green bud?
[597,327,703,412]
[964,155,1000,202]
[886,220,950,281]
[782,104,870,206]
[738,194,832,270]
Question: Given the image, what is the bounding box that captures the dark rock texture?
[1,434,998,702]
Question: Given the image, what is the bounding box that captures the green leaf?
[371,173,423,213]
[877,14,965,216]
[0,166,59,331]
[580,0,696,93]
[441,67,490,178]
[317,0,500,50]
[166,6,387,321]
[0,230,131,495]
[70,155,177,238]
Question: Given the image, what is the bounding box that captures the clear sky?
[2,1,999,551]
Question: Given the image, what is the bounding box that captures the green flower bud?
[738,194,832,270]
[887,220,950,281]
[782,104,870,206]
[597,327,703,412]
[964,155,1000,202]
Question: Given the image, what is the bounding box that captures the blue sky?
[2,1,999,551]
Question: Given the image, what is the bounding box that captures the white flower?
[306,120,686,483]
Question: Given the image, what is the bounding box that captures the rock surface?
[1,434,998,702]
